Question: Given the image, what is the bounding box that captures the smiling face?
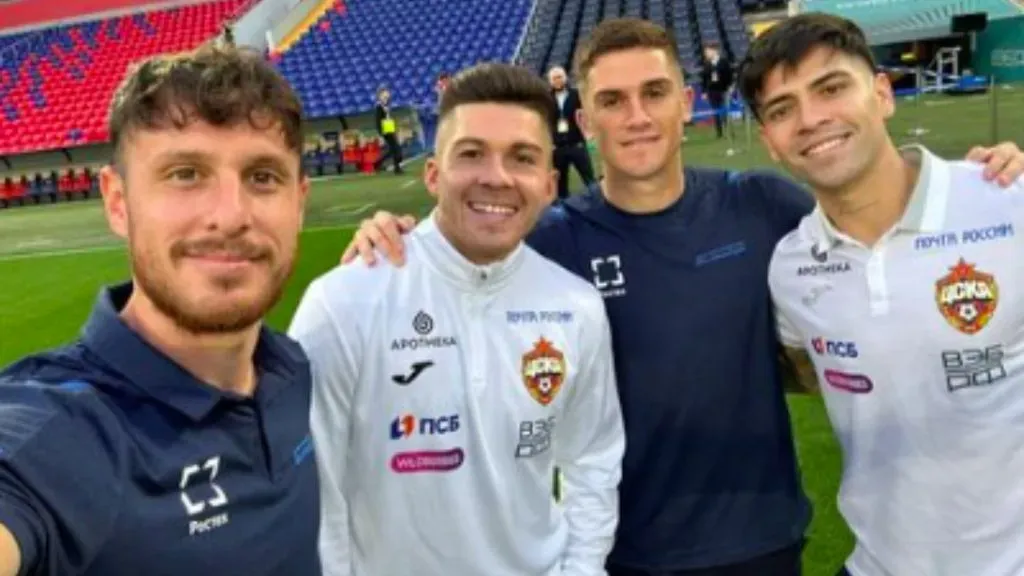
[755,46,895,194]
[578,47,693,183]
[101,117,307,334]
[425,102,556,264]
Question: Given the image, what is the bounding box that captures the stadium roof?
[798,0,1024,45]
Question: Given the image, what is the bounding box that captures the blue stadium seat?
[277,0,532,117]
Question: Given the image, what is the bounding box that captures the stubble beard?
[131,242,295,336]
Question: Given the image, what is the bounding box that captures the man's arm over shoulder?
[288,266,375,576]
[737,169,815,242]
[767,244,820,395]
[553,286,625,575]
[0,379,123,576]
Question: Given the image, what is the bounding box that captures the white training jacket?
[288,214,625,576]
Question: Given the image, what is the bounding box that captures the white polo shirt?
[769,146,1024,576]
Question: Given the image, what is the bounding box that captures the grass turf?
[1,89,1022,573]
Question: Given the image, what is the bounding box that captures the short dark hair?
[108,43,304,164]
[573,18,681,88]
[737,13,877,121]
[437,62,555,128]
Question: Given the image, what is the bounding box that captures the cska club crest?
[522,337,566,406]
[935,258,999,335]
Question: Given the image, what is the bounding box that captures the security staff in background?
[374,86,404,175]
[548,65,595,199]
[700,42,733,139]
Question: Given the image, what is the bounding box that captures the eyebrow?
[594,76,674,99]
[760,70,853,112]
[151,150,294,177]
[451,137,545,154]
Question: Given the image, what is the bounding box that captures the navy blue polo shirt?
[529,167,815,570]
[0,283,320,576]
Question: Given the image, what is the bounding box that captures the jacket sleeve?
[555,302,625,576]
[287,276,362,576]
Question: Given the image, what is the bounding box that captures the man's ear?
[298,174,310,229]
[99,165,129,239]
[576,107,593,140]
[681,84,695,123]
[424,156,441,200]
[873,71,896,120]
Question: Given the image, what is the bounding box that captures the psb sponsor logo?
[389,413,460,439]
[391,310,457,351]
[914,223,1014,251]
[391,448,465,473]
[516,416,555,458]
[522,337,566,406]
[811,337,858,358]
[590,255,626,298]
[941,345,1006,392]
[392,361,434,385]
[823,369,873,394]
[507,310,574,324]
[935,258,998,334]
[179,456,230,535]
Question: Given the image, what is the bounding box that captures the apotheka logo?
[391,310,457,351]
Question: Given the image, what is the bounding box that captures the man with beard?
[741,13,1024,576]
[0,44,317,576]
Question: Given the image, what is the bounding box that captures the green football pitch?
[0,90,1021,573]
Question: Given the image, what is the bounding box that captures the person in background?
[374,86,404,175]
[548,65,596,199]
[700,42,733,139]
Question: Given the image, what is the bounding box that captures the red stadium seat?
[0,0,248,155]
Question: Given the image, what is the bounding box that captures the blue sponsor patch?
[695,241,747,267]
[57,380,92,393]
[292,434,314,466]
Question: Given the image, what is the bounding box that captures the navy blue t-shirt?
[528,168,815,570]
[0,283,321,576]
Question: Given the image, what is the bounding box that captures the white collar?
[414,211,526,292]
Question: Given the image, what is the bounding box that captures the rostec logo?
[811,337,858,358]
[179,456,230,536]
[389,413,460,439]
[590,255,626,297]
[391,448,465,473]
[824,369,873,394]
[941,345,1006,392]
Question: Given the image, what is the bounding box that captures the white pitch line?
[401,179,418,188]
[0,224,359,263]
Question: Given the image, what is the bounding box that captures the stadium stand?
[798,0,1024,45]
[0,0,250,156]
[273,0,534,118]
[517,0,760,83]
